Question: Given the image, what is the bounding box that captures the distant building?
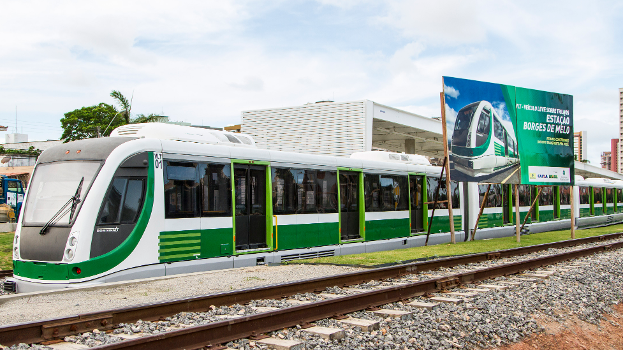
[612,139,619,173]
[574,131,587,162]
[602,151,612,170]
[620,88,623,173]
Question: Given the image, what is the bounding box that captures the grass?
[0,232,14,270]
[289,224,623,267]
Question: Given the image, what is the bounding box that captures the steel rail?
[0,232,621,346]
[92,240,623,350]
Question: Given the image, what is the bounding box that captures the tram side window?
[494,117,504,142]
[594,187,602,204]
[272,168,296,215]
[517,185,532,206]
[200,163,231,217]
[606,188,614,203]
[99,178,146,224]
[316,170,338,213]
[427,177,458,209]
[296,169,317,214]
[475,109,490,147]
[427,177,444,209]
[579,187,590,204]
[479,184,502,208]
[364,174,381,212]
[618,189,623,204]
[559,186,571,205]
[164,161,200,218]
[539,186,553,206]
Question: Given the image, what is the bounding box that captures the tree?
[60,103,125,142]
[110,90,132,123]
[132,113,166,123]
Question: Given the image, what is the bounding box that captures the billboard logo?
[530,173,536,179]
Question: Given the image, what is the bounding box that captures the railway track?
[1,233,623,348]
[0,270,12,278]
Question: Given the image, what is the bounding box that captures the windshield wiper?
[40,177,84,235]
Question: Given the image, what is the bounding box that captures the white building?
[241,100,445,159]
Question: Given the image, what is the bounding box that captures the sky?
[1,0,622,166]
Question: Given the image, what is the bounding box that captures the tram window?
[297,170,317,213]
[316,171,338,213]
[364,174,381,212]
[475,109,490,147]
[427,176,445,209]
[606,188,614,203]
[539,186,553,206]
[594,187,602,204]
[517,185,532,206]
[579,187,590,204]
[395,176,409,210]
[201,163,231,217]
[479,184,502,208]
[559,186,570,205]
[99,178,145,224]
[494,117,504,141]
[450,181,460,208]
[427,177,458,209]
[164,161,200,218]
[380,176,395,211]
[618,189,623,204]
[272,168,296,215]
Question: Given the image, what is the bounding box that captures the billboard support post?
[520,187,543,232]
[439,91,455,244]
[471,184,491,241]
[515,184,520,242]
[570,186,575,239]
[425,157,447,246]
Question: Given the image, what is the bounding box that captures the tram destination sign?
[442,76,574,186]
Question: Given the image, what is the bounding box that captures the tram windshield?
[452,102,479,146]
[23,161,101,226]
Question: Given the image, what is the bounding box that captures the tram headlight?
[69,236,78,247]
[64,248,75,261]
[14,235,18,245]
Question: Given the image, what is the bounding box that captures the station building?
[240,99,623,181]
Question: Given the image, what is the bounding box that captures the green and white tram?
[6,123,623,293]
[451,101,519,177]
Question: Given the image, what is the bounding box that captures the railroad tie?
[407,301,440,309]
[317,293,341,299]
[428,296,464,304]
[496,281,523,286]
[303,326,346,340]
[478,284,508,290]
[512,277,541,282]
[520,273,550,279]
[251,306,280,313]
[463,288,490,292]
[445,291,479,297]
[48,342,89,350]
[343,287,371,293]
[257,337,305,350]
[338,318,380,332]
[372,309,413,319]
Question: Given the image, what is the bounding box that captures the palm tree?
[110,90,132,123]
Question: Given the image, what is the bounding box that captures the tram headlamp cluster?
[13,247,18,259]
[64,248,75,261]
[69,236,78,247]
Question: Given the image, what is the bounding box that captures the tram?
[451,100,519,177]
[7,123,623,292]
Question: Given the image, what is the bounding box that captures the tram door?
[339,171,360,240]
[409,175,424,233]
[234,164,267,250]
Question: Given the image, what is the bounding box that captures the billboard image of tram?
[450,100,519,179]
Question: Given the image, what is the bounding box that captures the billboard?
[443,76,574,185]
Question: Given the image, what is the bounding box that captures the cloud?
[444,85,459,99]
